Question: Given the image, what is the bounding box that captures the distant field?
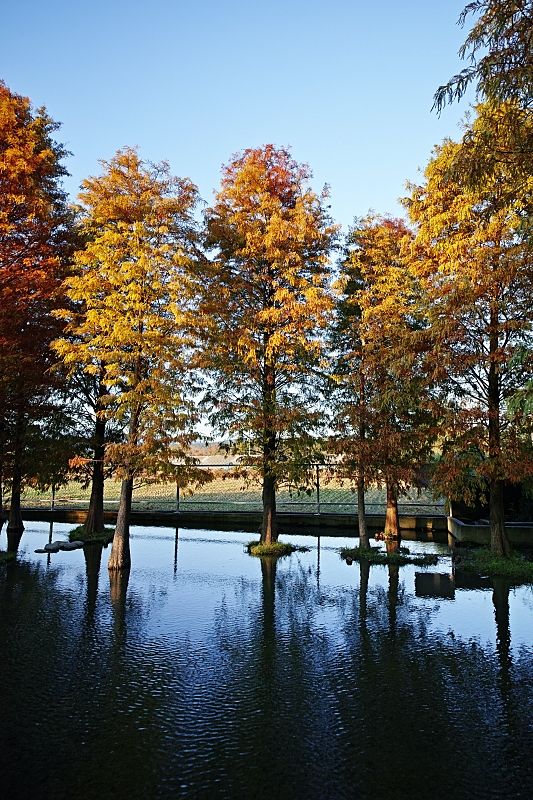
[20,468,445,515]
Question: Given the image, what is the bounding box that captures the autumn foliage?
[199,145,338,543]
[7,34,533,564]
[332,215,439,549]
[0,81,75,529]
[405,128,533,556]
[53,148,205,568]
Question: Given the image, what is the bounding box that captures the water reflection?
[83,544,102,623]
[415,571,455,599]
[0,526,532,799]
[109,565,130,639]
[359,557,370,627]
[6,525,23,553]
[387,562,400,629]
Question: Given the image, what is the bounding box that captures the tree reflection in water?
[0,531,533,799]
[83,543,102,624]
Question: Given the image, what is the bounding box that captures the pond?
[1,522,533,800]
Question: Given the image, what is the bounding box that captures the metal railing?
[20,463,446,516]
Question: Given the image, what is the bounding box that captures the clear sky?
[1,0,474,231]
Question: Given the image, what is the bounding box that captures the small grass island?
[246,541,310,557]
[69,526,115,546]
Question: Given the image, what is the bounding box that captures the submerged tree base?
[341,546,438,567]
[69,526,115,545]
[0,550,17,565]
[459,546,533,583]
[247,541,309,557]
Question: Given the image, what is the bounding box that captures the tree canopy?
[405,126,533,555]
[198,144,339,543]
[54,148,204,568]
[0,80,75,531]
[434,1,533,112]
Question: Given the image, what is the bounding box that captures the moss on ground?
[0,551,16,565]
[458,547,533,583]
[246,541,310,557]
[69,526,115,545]
[340,546,439,567]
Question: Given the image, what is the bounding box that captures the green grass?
[0,551,16,565]
[459,547,533,583]
[246,540,310,557]
[340,546,439,567]
[69,525,115,544]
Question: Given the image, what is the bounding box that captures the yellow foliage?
[197,144,339,476]
[53,148,202,481]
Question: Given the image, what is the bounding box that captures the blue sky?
[1,0,474,231]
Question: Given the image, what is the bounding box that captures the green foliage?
[434,1,533,111]
[0,551,17,565]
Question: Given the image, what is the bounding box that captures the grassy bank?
[0,551,16,565]
[459,547,533,583]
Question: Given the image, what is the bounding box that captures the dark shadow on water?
[387,563,399,630]
[359,557,370,630]
[83,544,103,624]
[415,571,455,599]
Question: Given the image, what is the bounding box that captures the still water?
[1,522,533,800]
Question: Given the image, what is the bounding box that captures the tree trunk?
[0,456,3,517]
[7,527,23,553]
[108,373,140,571]
[108,477,133,570]
[490,479,511,557]
[357,363,370,550]
[261,471,277,544]
[488,303,511,557]
[7,412,25,533]
[384,480,400,549]
[260,357,277,544]
[7,461,23,533]
[84,415,106,535]
[0,456,6,534]
[357,472,370,549]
